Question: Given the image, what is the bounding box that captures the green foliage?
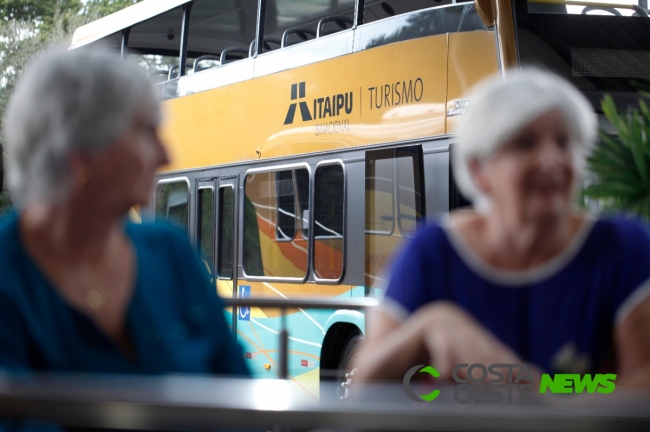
[83,0,141,17]
[0,0,140,24]
[0,0,82,26]
[584,95,650,217]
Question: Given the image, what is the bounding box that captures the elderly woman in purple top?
[356,69,650,386]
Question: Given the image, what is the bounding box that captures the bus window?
[314,164,344,281]
[243,194,264,277]
[365,146,425,288]
[396,148,424,237]
[276,170,296,241]
[366,151,395,235]
[187,0,257,69]
[155,181,189,233]
[263,0,355,50]
[197,187,214,276]
[218,187,234,279]
[127,6,183,79]
[362,0,470,23]
[296,169,310,238]
[135,54,182,83]
[243,168,309,279]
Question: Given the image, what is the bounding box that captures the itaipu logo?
[283,81,353,125]
[403,364,617,404]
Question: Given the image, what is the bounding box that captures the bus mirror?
[475,0,496,28]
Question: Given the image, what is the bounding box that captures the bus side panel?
[232,280,355,400]
[160,34,449,172]
[445,30,499,133]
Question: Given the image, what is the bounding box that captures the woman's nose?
[535,138,566,169]
[155,135,171,167]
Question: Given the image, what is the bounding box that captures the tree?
[0,0,142,215]
[0,0,82,24]
[0,16,49,216]
[83,0,141,17]
[0,0,140,24]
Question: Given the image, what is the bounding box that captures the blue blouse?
[383,217,650,374]
[0,212,248,377]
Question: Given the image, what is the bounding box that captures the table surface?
[0,373,649,431]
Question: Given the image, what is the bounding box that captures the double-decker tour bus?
[71,0,650,399]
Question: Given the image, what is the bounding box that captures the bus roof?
[70,0,192,49]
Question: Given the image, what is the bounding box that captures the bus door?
[365,145,426,294]
[196,179,216,282]
[215,176,239,332]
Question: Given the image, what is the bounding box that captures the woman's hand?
[355,301,521,383]
[412,301,522,380]
[616,295,650,387]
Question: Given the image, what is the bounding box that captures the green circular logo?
[402,365,441,402]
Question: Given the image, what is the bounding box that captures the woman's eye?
[514,137,536,150]
[142,124,157,137]
[556,136,569,149]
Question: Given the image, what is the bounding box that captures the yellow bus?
[71,0,650,399]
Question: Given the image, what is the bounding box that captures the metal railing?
[223,296,379,379]
[1,374,650,431]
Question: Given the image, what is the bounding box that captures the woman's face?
[472,110,577,223]
[80,107,169,213]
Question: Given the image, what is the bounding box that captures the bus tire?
[320,324,362,400]
[337,332,363,403]
[337,332,363,375]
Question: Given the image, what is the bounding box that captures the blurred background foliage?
[584,93,650,218]
[0,0,142,216]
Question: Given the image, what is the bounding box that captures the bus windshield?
[515,0,650,110]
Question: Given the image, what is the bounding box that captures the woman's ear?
[468,158,489,195]
[68,151,93,192]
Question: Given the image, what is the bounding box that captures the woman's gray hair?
[452,68,597,208]
[3,47,160,205]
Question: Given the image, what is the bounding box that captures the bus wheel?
[337,332,363,404]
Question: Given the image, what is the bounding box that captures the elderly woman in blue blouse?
[356,69,650,386]
[0,48,248,376]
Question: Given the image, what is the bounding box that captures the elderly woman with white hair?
[356,69,650,386]
[0,48,248,376]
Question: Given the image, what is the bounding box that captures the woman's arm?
[0,292,29,371]
[355,301,521,383]
[354,307,428,382]
[615,295,650,386]
[167,226,250,377]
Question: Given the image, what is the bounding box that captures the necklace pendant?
[87,287,106,309]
